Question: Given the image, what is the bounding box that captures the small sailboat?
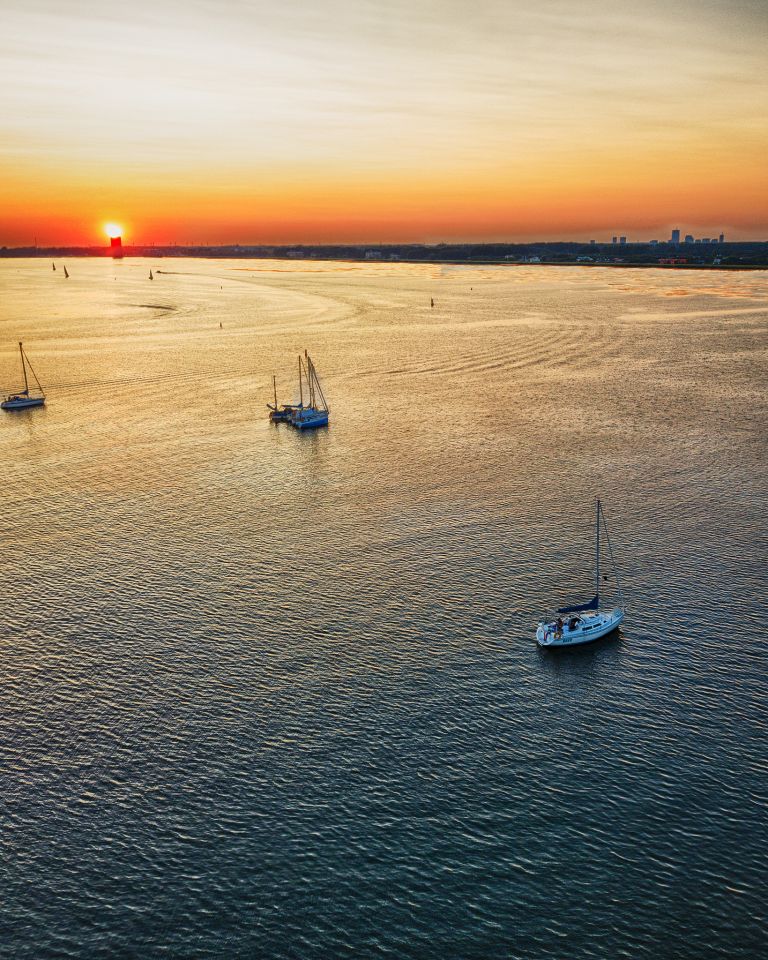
[289,352,329,429]
[536,499,624,648]
[63,266,69,279]
[267,374,299,422]
[52,262,56,271]
[149,269,153,280]
[1,342,46,411]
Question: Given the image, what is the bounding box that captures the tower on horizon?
[110,235,123,259]
[671,228,681,245]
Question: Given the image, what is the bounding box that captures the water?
[1,259,766,958]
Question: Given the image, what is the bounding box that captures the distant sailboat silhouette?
[52,262,56,271]
[149,269,153,280]
[63,266,69,279]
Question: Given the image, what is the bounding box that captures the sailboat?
[149,269,153,280]
[63,266,69,279]
[289,352,329,429]
[1,342,46,410]
[52,262,56,271]
[267,374,299,422]
[536,499,624,648]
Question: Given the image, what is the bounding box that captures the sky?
[0,0,766,245]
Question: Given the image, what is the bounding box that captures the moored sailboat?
[289,352,329,429]
[1,342,46,411]
[267,374,300,422]
[536,499,624,648]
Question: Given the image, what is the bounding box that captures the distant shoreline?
[2,242,767,270]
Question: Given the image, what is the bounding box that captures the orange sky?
[1,1,766,245]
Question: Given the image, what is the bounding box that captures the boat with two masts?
[291,352,329,429]
[536,499,624,648]
[1,342,46,411]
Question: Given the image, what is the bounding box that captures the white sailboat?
[1,342,46,411]
[289,352,329,429]
[536,499,624,648]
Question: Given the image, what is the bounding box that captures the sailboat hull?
[291,409,329,429]
[536,608,623,648]
[1,395,45,410]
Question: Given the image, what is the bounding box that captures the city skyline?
[1,0,766,245]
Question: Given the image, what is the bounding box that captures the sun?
[104,222,123,239]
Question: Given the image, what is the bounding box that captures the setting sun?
[104,222,122,239]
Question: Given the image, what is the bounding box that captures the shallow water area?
[1,258,766,958]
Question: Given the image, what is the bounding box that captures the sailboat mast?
[298,355,304,408]
[19,342,29,395]
[311,357,316,408]
[273,375,278,409]
[305,351,315,407]
[596,498,601,606]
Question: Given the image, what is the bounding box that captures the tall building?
[619,236,627,244]
[612,236,618,244]
[719,233,725,243]
[671,229,680,244]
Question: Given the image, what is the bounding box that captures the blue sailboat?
[536,499,625,647]
[289,352,329,430]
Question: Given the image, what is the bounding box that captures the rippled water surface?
[1,259,766,958]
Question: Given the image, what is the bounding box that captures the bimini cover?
[558,594,599,614]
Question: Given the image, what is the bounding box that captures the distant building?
[590,239,596,244]
[702,238,711,244]
[650,239,658,245]
[719,233,725,243]
[364,250,384,260]
[671,229,680,244]
[110,235,123,259]
[619,236,627,245]
[684,234,694,244]
[612,236,618,244]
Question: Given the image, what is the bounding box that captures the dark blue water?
[1,260,766,958]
